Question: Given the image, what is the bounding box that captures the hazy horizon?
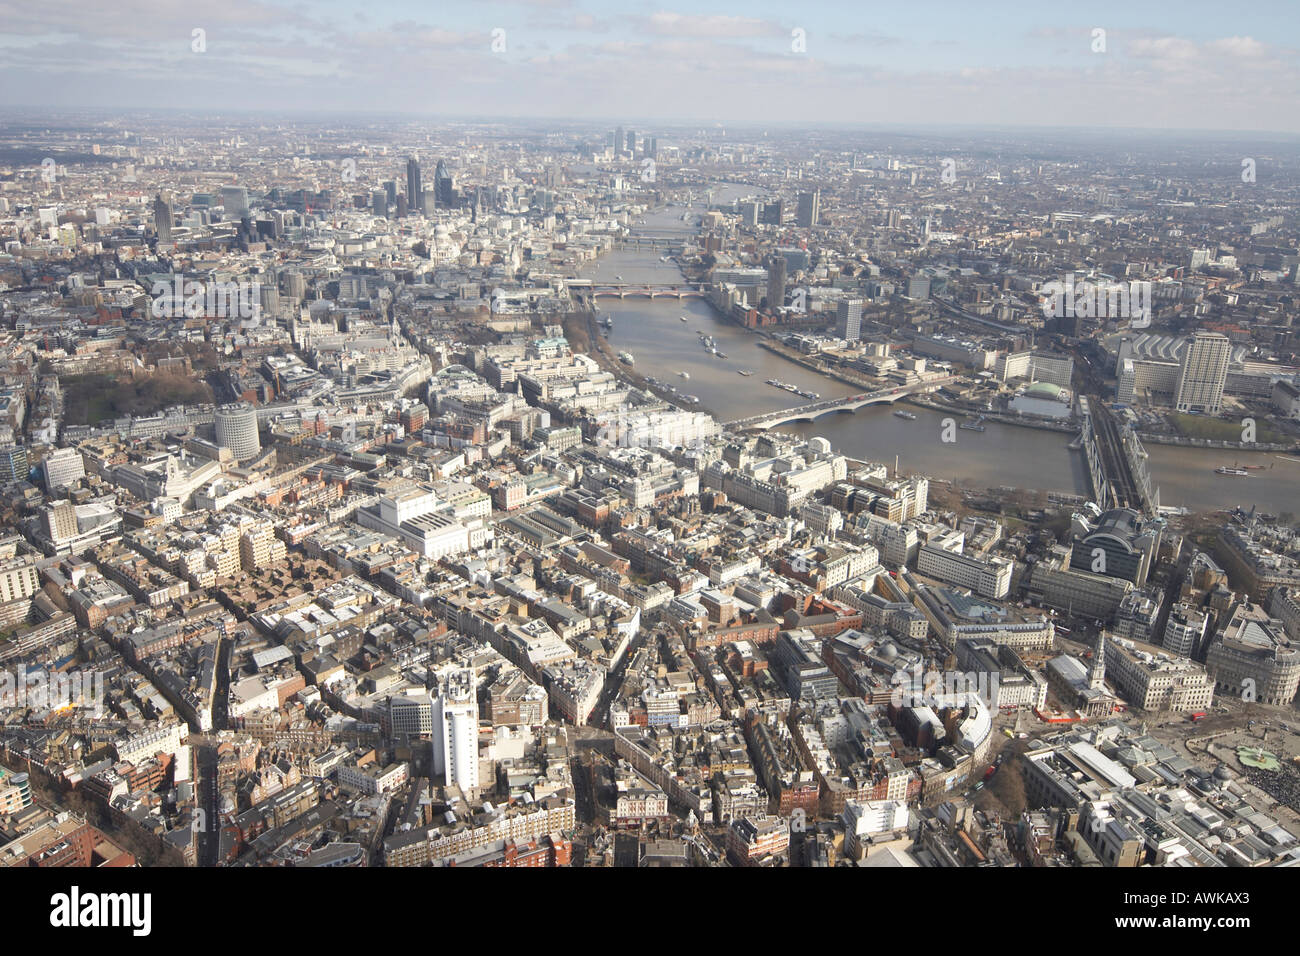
[2,0,1299,133]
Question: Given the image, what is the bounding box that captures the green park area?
[1170,413,1284,444]
[60,371,214,427]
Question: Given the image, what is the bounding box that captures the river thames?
[578,195,1300,517]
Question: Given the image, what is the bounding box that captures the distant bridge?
[613,236,681,250]
[725,376,959,430]
[572,283,707,301]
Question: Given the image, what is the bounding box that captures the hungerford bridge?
[724,376,959,430]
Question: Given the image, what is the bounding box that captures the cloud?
[1205,36,1268,59]
[1127,36,1200,62]
[639,12,785,39]
[0,8,1297,133]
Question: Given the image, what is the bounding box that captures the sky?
[0,0,1298,132]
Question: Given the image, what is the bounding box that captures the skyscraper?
[221,185,249,220]
[434,160,454,207]
[432,668,479,793]
[153,192,174,243]
[405,156,422,211]
[372,189,387,217]
[760,200,783,225]
[766,254,787,314]
[1175,332,1232,415]
[796,190,820,228]
[837,299,864,342]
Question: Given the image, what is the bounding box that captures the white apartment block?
[1175,332,1232,415]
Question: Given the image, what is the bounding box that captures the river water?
[577,194,1300,516]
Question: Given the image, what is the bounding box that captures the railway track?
[1091,402,1140,508]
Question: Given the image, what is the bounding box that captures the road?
[193,631,232,867]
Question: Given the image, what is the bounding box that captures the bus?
[1190,711,1208,722]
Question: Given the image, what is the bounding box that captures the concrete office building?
[796,190,820,228]
[153,193,174,243]
[45,500,79,544]
[1161,603,1210,658]
[214,402,261,460]
[0,443,28,483]
[1174,332,1232,415]
[389,690,434,738]
[433,668,480,793]
[836,299,864,342]
[1205,602,1300,706]
[917,543,1012,600]
[766,253,787,313]
[1027,549,1133,621]
[221,185,249,220]
[43,447,85,492]
[1103,634,1214,713]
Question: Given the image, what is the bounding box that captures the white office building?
[1174,332,1232,415]
[433,669,480,793]
[43,447,86,492]
[214,402,261,460]
[917,542,1013,599]
[843,799,910,857]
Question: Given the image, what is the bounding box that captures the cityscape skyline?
[2,0,1298,901]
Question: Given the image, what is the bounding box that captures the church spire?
[1090,633,1107,689]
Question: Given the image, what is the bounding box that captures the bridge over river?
[725,376,960,430]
